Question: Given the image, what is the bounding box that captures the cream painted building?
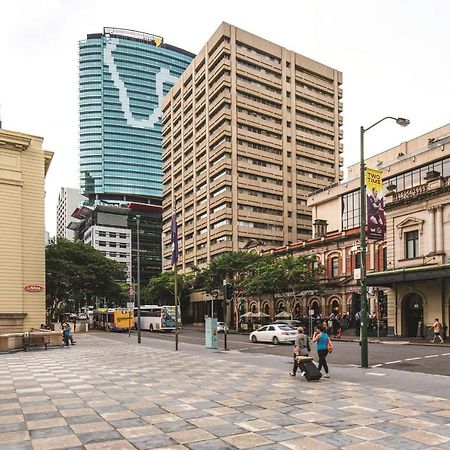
[162,22,343,271]
[307,123,450,337]
[0,129,53,332]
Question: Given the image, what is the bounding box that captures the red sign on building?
[24,285,43,292]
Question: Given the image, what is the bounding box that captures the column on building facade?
[428,207,436,254]
[369,242,375,272]
[435,205,444,253]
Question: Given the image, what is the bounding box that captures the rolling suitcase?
[296,356,322,381]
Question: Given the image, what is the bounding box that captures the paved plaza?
[1,334,450,449]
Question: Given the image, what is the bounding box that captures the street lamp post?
[360,116,409,368]
[135,215,142,344]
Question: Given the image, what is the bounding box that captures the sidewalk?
[186,324,450,347]
[1,334,450,449]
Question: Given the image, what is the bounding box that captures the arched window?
[331,256,339,277]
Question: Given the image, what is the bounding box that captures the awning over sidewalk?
[367,264,450,287]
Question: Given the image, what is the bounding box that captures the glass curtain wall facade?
[79,28,194,203]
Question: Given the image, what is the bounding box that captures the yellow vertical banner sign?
[365,168,385,240]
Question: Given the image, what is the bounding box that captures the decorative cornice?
[0,131,31,152]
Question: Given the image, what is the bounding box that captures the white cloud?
[1,0,449,235]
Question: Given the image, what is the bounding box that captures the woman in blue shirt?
[312,324,330,378]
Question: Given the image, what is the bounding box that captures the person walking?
[290,327,310,377]
[431,318,444,343]
[312,324,330,378]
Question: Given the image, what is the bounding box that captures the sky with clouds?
[1,0,449,236]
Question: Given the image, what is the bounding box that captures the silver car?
[249,324,297,345]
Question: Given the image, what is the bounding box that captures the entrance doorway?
[402,293,423,337]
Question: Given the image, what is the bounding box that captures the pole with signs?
[171,206,179,351]
[136,215,141,344]
[223,280,228,351]
[359,116,409,368]
[127,301,134,338]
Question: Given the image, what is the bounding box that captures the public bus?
[135,305,181,332]
[93,308,134,332]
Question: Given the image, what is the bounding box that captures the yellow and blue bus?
[93,308,134,332]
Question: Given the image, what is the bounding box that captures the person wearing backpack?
[290,327,311,377]
[312,324,331,378]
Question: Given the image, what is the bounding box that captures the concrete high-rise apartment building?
[162,22,343,270]
[79,27,195,205]
[56,187,85,240]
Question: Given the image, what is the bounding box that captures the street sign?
[127,302,134,310]
[24,284,43,292]
[128,286,135,296]
[309,309,314,316]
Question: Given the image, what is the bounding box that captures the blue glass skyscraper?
[79,27,194,204]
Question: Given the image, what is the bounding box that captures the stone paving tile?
[23,411,62,421]
[70,421,114,434]
[85,440,137,449]
[372,436,428,449]
[3,335,450,450]
[176,409,211,420]
[78,429,124,445]
[286,422,333,436]
[314,430,364,447]
[0,430,30,443]
[0,441,33,450]
[108,417,149,429]
[281,436,337,449]
[29,434,82,450]
[202,423,247,437]
[222,431,273,449]
[26,417,67,430]
[400,430,450,446]
[342,426,391,441]
[118,424,162,440]
[169,428,216,444]
[343,443,392,450]
[259,427,301,442]
[0,421,28,433]
[64,414,104,425]
[29,425,74,439]
[130,433,178,449]
[157,419,196,433]
[185,439,236,449]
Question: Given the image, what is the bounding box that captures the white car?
[217,322,229,332]
[249,324,297,345]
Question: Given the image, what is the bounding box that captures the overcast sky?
[1,0,449,236]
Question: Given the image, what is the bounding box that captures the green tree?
[142,271,193,306]
[46,239,127,320]
[199,252,263,329]
[242,255,279,298]
[270,255,324,316]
